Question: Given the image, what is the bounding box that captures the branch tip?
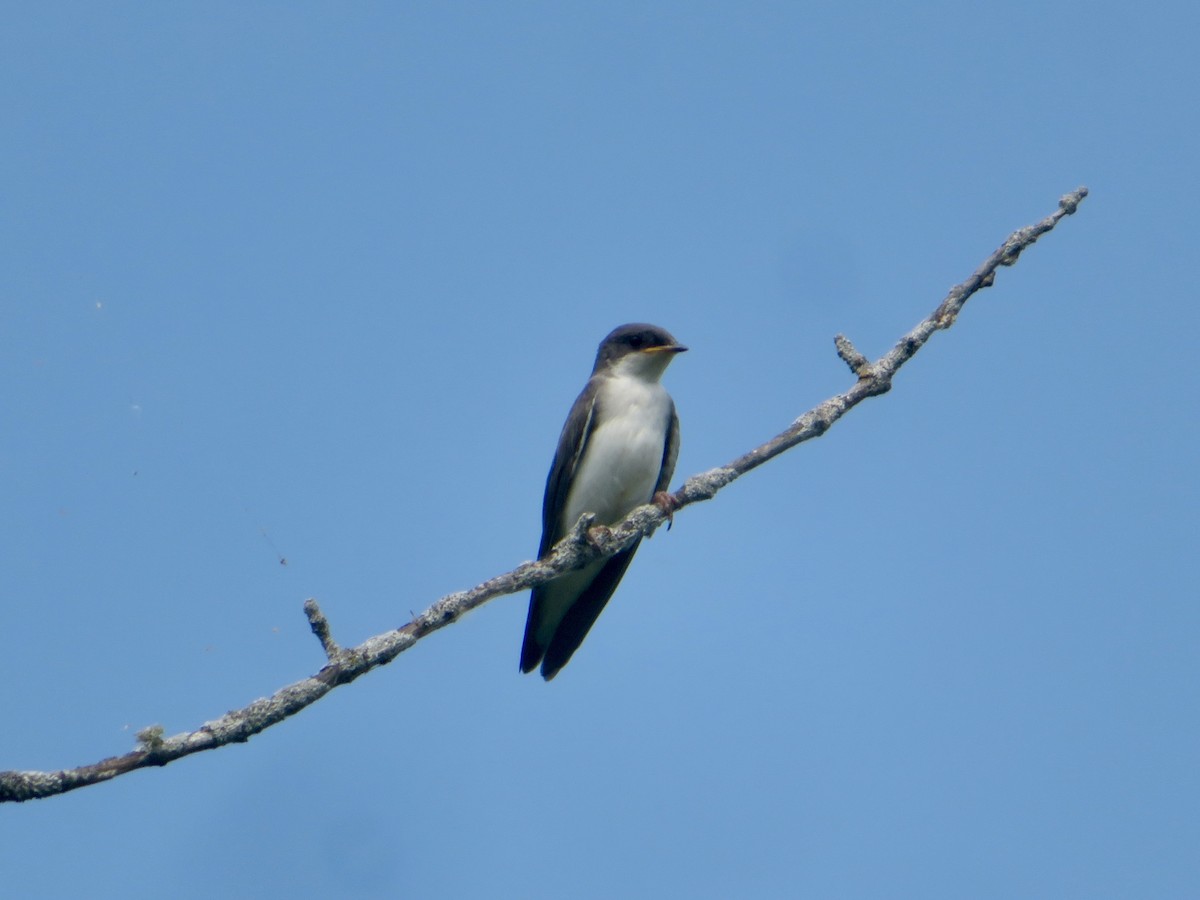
[303,598,341,660]
[135,725,165,752]
[567,512,596,544]
[834,334,872,377]
[1060,186,1088,213]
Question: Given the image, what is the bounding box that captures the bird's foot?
[586,524,613,549]
[652,491,680,530]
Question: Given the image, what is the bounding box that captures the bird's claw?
[586,524,613,549]
[652,491,680,530]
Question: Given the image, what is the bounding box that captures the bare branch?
[0,187,1088,803]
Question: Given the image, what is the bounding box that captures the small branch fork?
[0,187,1088,803]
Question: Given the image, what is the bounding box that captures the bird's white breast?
[563,373,672,530]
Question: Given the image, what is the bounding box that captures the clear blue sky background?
[3,3,1197,898]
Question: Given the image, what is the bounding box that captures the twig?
[304,598,341,661]
[0,187,1088,803]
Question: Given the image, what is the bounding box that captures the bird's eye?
[628,334,644,349]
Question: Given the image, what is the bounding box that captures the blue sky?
[2,3,1197,897]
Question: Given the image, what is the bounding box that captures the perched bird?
[521,323,686,680]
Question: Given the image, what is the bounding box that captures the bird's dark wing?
[538,380,600,557]
[539,543,640,680]
[521,381,601,674]
[656,401,680,494]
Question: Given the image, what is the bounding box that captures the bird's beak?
[644,344,688,354]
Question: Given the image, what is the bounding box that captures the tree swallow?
[521,323,686,680]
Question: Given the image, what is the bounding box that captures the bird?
[520,323,686,680]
